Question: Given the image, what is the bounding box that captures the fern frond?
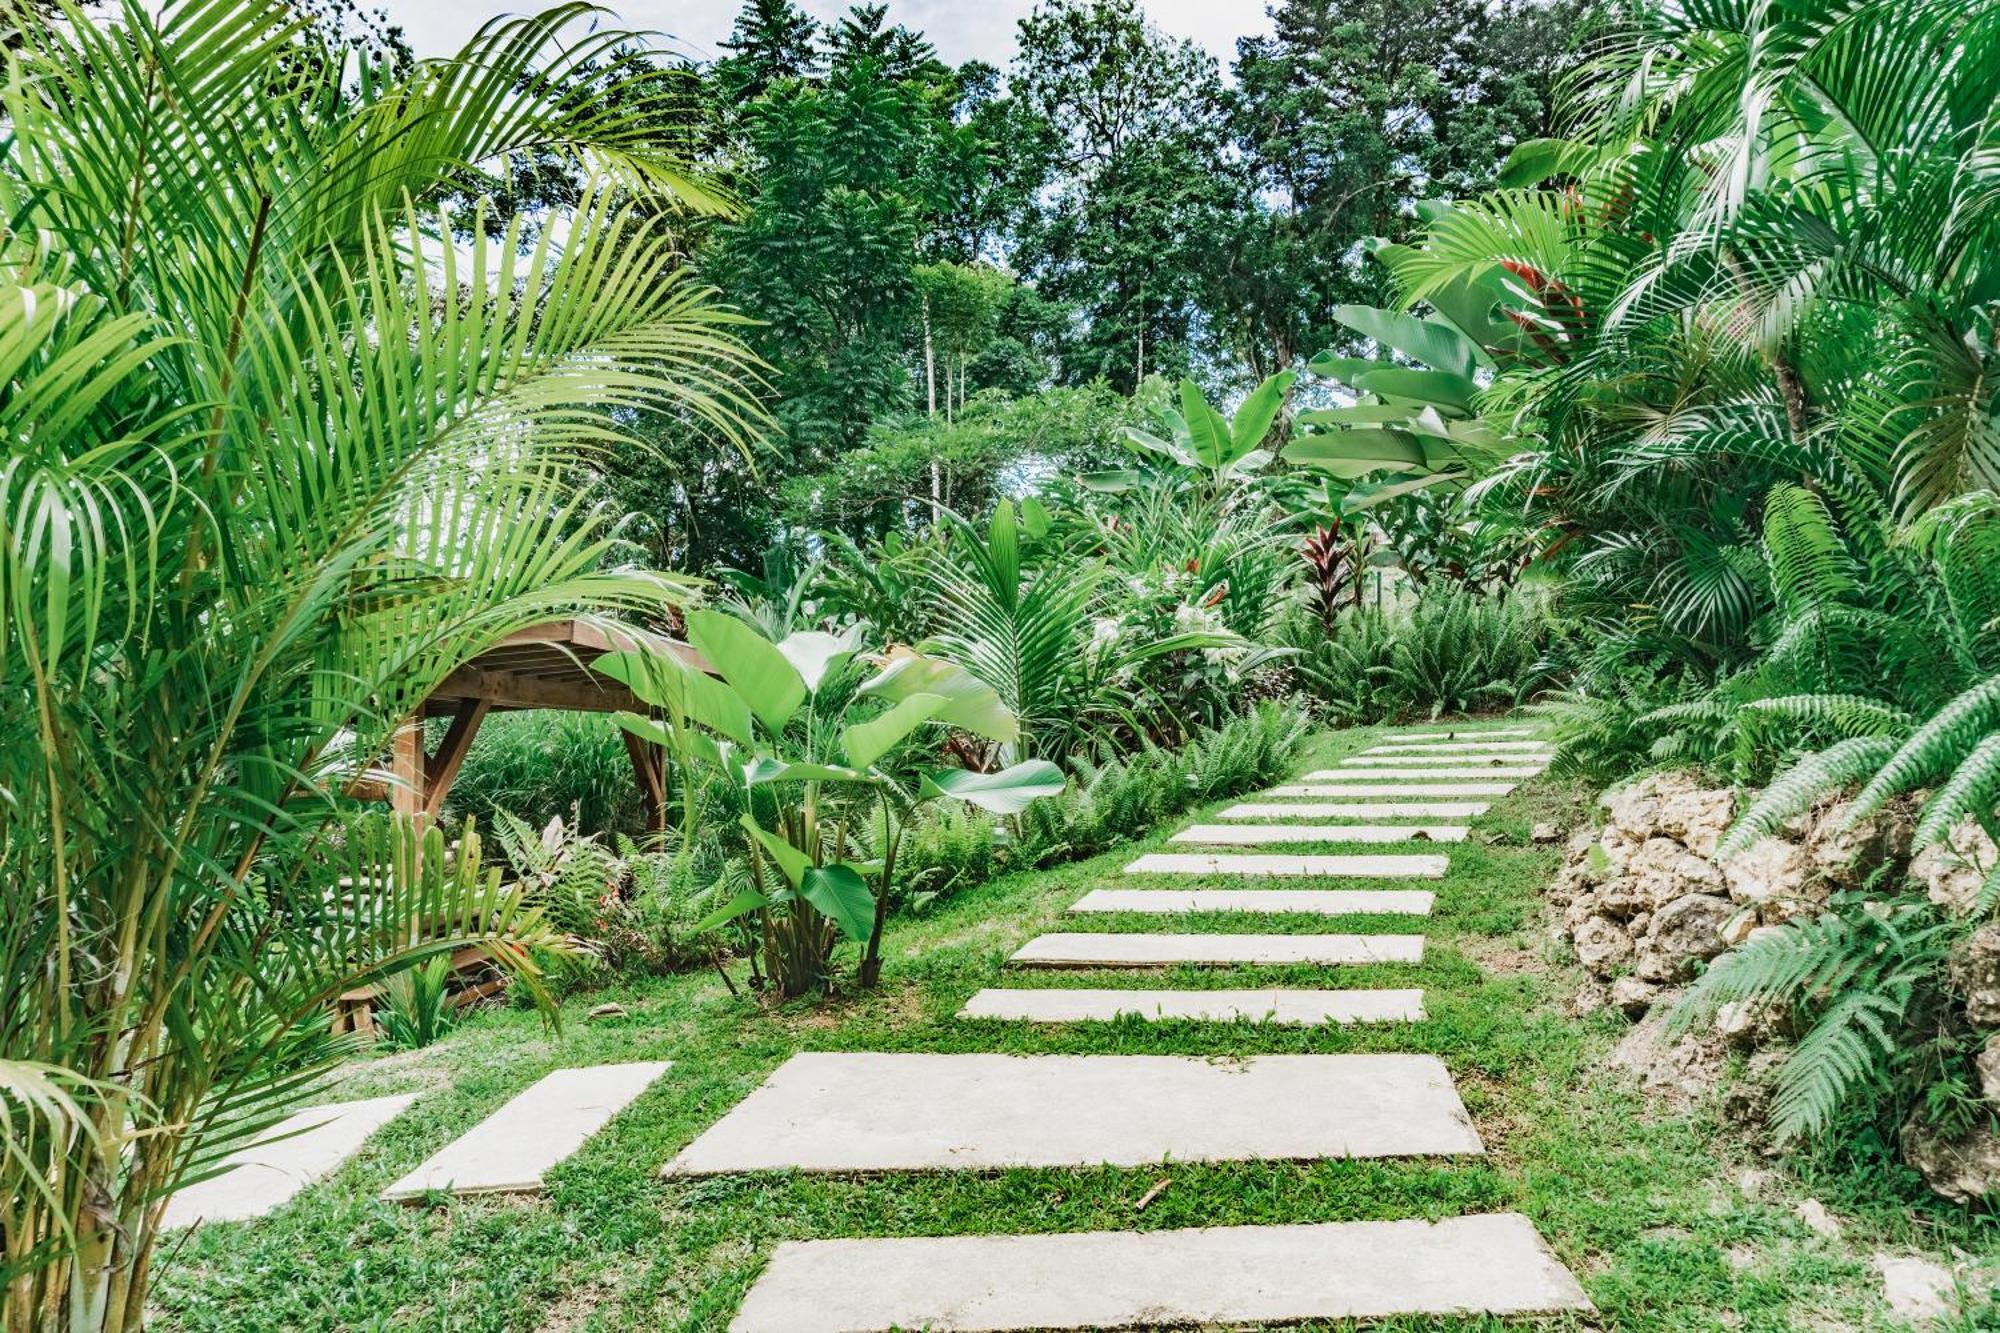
[1768,986,1907,1142]
[1736,693,1912,737]
[1912,733,2000,852]
[1714,735,1901,860]
[1848,672,2000,822]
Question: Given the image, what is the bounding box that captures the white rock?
[1793,1198,1843,1239]
[1723,837,1808,905]
[1872,1253,1955,1323]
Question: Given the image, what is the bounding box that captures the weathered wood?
[422,698,491,819]
[622,728,668,833]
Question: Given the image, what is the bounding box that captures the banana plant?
[1088,371,1297,497]
[1283,281,1515,512]
[596,610,1064,996]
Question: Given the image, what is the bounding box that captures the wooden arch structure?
[387,618,704,833]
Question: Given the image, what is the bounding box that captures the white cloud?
[378,0,1272,71]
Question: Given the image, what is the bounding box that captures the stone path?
[1268,780,1519,797]
[663,1052,1482,1175]
[1069,887,1435,915]
[957,986,1425,1025]
[1173,822,1469,843]
[731,1214,1591,1333]
[163,1093,417,1229]
[1010,931,1425,967]
[1124,851,1449,877]
[1220,799,1491,819]
[728,719,1591,1328]
[382,1062,669,1201]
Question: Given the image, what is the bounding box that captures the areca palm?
[0,2,764,1328]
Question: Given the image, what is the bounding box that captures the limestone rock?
[1609,1004,1725,1105]
[1635,894,1733,982]
[1806,799,1913,887]
[1609,976,1661,1018]
[1721,1049,1786,1127]
[1573,916,1634,979]
[1657,787,1736,857]
[1723,837,1808,907]
[1531,822,1561,845]
[1949,923,2000,1028]
[1913,817,1999,917]
[1900,1112,2000,1202]
[1873,1253,1955,1324]
[1981,1036,2000,1104]
[1605,771,1708,841]
[1793,1198,1844,1239]
[1719,906,1758,947]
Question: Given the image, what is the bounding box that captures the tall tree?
[1007,0,1235,390]
[1223,0,1602,372]
[713,0,820,102]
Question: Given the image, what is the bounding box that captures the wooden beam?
[389,722,424,821]
[423,697,490,819]
[622,728,668,833]
[429,664,645,714]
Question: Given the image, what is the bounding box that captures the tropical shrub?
[0,4,762,1325]
[446,711,649,834]
[601,609,1064,996]
[1289,589,1559,722]
[375,957,461,1053]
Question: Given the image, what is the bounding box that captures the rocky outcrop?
[1900,1114,2000,1204]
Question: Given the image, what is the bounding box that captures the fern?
[1713,734,1901,860]
[1848,672,2000,821]
[1911,732,2000,852]
[1672,906,1956,1142]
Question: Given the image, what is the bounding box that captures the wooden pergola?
[385,618,705,833]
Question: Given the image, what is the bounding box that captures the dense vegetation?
[10,0,2000,1325]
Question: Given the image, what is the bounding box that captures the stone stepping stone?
[1070,888,1435,916]
[1266,782,1515,797]
[382,1062,669,1201]
[1123,852,1448,878]
[1395,727,1541,739]
[1304,766,1544,780]
[163,1093,418,1229]
[1173,823,1467,844]
[1009,931,1423,968]
[729,1213,1591,1332]
[1340,754,1546,767]
[1220,800,1491,819]
[664,1052,1479,1177]
[1366,740,1552,754]
[956,986,1425,1025]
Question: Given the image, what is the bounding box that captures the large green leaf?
[1283,429,1428,478]
[1332,304,1480,379]
[686,609,804,734]
[740,814,807,887]
[1307,352,1389,386]
[800,864,876,943]
[692,887,771,934]
[1341,469,1466,512]
[843,693,948,769]
[1296,404,1414,427]
[742,758,870,786]
[922,761,1066,813]
[595,649,753,747]
[1228,370,1296,457]
[1351,367,1478,413]
[1179,379,1233,468]
[860,653,1017,743]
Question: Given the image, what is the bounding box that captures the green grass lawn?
[149,722,2000,1331]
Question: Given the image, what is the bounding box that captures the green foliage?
[1673,905,1962,1144]
[445,712,648,835]
[1290,590,1558,723]
[375,958,459,1053]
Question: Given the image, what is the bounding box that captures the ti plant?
[598,611,1064,997]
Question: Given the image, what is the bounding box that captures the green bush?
[444,711,646,834]
[375,956,458,1052]
[1290,589,1561,723]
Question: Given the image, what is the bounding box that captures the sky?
[373,1,1275,70]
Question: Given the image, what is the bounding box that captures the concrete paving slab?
[956,987,1425,1025]
[1220,801,1491,819]
[1173,823,1468,844]
[731,1213,1591,1332]
[1304,766,1544,779]
[1339,754,1546,767]
[1393,728,1540,739]
[1266,782,1516,797]
[383,1062,669,1200]
[1365,740,1552,754]
[1009,931,1424,968]
[1070,888,1434,916]
[163,1093,417,1228]
[1123,852,1448,878]
[665,1052,1480,1177]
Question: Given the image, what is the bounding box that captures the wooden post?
[423,698,490,820]
[621,729,668,834]
[389,721,425,822]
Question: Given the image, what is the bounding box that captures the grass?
[147,720,2000,1331]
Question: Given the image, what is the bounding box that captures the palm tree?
[0,2,765,1327]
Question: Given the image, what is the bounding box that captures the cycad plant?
[0,2,762,1327]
